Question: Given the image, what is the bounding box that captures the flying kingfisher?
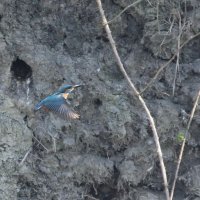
[34,84,81,119]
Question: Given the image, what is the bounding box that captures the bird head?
[56,84,81,94]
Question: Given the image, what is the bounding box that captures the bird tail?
[34,102,43,110]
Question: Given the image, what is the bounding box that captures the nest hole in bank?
[10,58,32,81]
[93,98,103,107]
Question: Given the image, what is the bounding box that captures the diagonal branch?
[140,32,200,94]
[95,0,170,199]
[106,0,143,25]
[170,90,200,200]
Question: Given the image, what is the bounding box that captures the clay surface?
[0,0,200,199]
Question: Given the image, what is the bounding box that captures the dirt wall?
[0,0,200,200]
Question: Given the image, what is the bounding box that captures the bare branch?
[33,135,49,152]
[140,32,200,94]
[19,147,32,166]
[106,0,143,25]
[156,0,160,33]
[170,90,200,200]
[146,0,153,7]
[159,16,175,49]
[83,195,99,200]
[95,0,170,199]
[172,11,183,96]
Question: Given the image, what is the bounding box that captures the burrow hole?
[93,98,103,107]
[10,58,32,81]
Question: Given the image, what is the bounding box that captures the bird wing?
[42,95,80,120]
[57,103,80,119]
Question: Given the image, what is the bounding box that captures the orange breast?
[42,106,49,112]
[62,93,69,99]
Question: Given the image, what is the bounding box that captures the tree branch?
[140,32,200,94]
[106,0,143,25]
[95,0,170,199]
[170,90,200,200]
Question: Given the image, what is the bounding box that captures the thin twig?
[159,16,175,49]
[172,11,182,96]
[52,137,57,152]
[146,0,153,7]
[19,147,32,166]
[33,135,49,152]
[83,195,99,200]
[170,90,200,200]
[106,0,143,25]
[156,0,160,33]
[172,10,187,96]
[140,31,200,94]
[96,0,170,199]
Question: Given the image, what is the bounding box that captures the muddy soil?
[0,0,200,200]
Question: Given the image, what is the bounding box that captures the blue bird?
[35,84,81,119]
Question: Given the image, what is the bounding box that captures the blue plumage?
[53,84,81,95]
[34,84,81,119]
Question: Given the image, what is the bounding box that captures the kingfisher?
[34,84,81,119]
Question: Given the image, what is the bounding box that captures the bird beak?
[68,84,82,94]
[73,84,82,88]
